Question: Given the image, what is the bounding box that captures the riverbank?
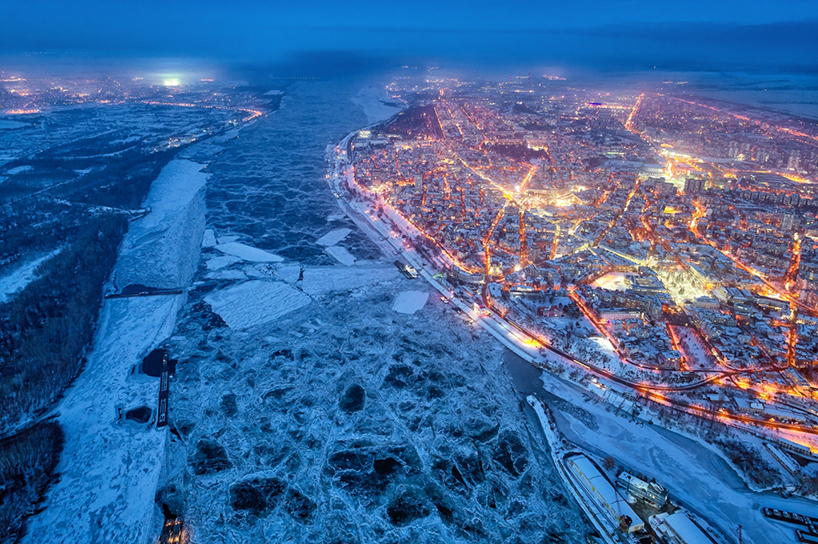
[21,158,209,544]
[501,349,818,544]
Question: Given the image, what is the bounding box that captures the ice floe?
[301,266,398,296]
[206,255,241,270]
[324,245,356,266]
[216,242,283,262]
[201,228,217,248]
[316,228,351,246]
[273,264,302,283]
[205,280,311,329]
[205,269,247,281]
[391,291,429,315]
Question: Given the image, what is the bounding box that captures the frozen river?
[159,78,591,544]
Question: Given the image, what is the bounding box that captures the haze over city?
[2,2,818,544]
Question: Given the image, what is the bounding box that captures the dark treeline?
[0,421,63,544]
[0,215,126,431]
[0,144,183,430]
[0,201,78,266]
[77,148,179,209]
[0,142,183,539]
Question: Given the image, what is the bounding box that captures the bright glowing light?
[163,79,180,87]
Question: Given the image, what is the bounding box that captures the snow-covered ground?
[6,164,32,175]
[537,371,818,544]
[392,291,430,315]
[205,280,311,330]
[590,272,633,292]
[352,86,403,123]
[0,120,29,129]
[22,156,213,544]
[22,295,183,544]
[216,241,283,262]
[674,326,716,370]
[316,228,351,247]
[0,248,62,304]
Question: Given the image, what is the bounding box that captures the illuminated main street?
[333,74,818,470]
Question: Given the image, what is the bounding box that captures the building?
[599,308,644,321]
[538,305,564,317]
[778,437,815,459]
[616,472,668,508]
[683,178,706,196]
[781,212,799,232]
[649,512,715,544]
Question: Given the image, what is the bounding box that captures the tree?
[603,456,616,471]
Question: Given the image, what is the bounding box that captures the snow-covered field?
[392,291,430,315]
[5,164,32,174]
[0,248,61,304]
[537,371,818,544]
[205,280,311,329]
[22,296,183,544]
[590,272,633,291]
[216,241,283,262]
[0,120,28,129]
[352,86,403,123]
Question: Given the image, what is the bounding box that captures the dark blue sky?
[2,0,817,74]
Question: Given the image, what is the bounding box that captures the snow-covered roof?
[662,512,713,544]
[567,455,643,533]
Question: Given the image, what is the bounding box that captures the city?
[3,1,818,542]
[339,73,818,484]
